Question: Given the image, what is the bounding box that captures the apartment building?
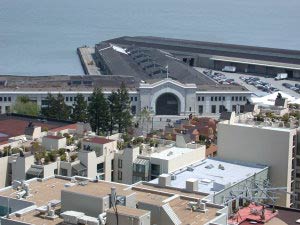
[217,112,300,208]
[148,158,268,214]
[0,176,228,225]
[113,136,206,184]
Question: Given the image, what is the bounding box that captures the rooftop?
[149,158,267,194]
[0,176,226,225]
[0,114,74,143]
[144,146,199,160]
[44,135,65,140]
[82,137,115,145]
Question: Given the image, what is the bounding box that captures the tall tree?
[41,93,71,120]
[56,93,71,120]
[41,93,57,118]
[12,96,40,116]
[116,82,133,133]
[88,88,110,135]
[108,91,119,135]
[71,93,88,122]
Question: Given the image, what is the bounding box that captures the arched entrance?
[156,93,179,115]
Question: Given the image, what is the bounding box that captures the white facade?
[217,117,299,208]
[0,79,251,116]
[42,136,67,150]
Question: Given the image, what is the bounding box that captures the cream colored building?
[217,114,299,208]
[42,135,67,150]
[81,137,117,181]
[114,140,206,184]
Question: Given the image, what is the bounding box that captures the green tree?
[88,88,110,135]
[71,94,88,122]
[118,82,133,132]
[139,107,151,133]
[41,93,71,120]
[108,91,119,135]
[56,93,71,120]
[12,96,40,116]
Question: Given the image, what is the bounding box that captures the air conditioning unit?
[187,166,194,172]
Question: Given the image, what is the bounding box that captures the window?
[240,105,245,113]
[8,97,11,102]
[131,97,133,101]
[4,97,7,102]
[239,96,242,101]
[134,97,137,101]
[243,96,246,101]
[211,105,216,113]
[88,97,91,101]
[232,105,237,112]
[219,105,226,113]
[296,181,300,189]
[202,97,205,101]
[211,96,213,101]
[70,97,73,101]
[198,96,200,101]
[131,105,136,115]
[5,106,10,113]
[118,159,122,168]
[215,96,218,101]
[189,107,192,112]
[219,96,221,101]
[60,168,68,176]
[118,171,122,180]
[198,105,203,114]
[66,97,69,101]
[0,97,2,101]
[223,96,225,101]
[231,96,234,101]
[74,97,77,101]
[235,96,238,101]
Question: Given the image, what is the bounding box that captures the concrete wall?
[0,156,9,188]
[11,155,35,181]
[42,137,66,150]
[78,150,98,180]
[106,209,150,225]
[217,122,296,207]
[114,147,139,184]
[61,190,109,217]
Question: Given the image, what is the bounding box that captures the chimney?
[158,174,171,187]
[186,178,198,192]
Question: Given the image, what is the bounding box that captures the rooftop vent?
[187,166,194,172]
[218,164,225,170]
[205,164,214,169]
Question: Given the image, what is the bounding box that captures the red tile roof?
[44,135,65,140]
[83,137,114,145]
[49,123,77,132]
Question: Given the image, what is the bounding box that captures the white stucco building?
[0,78,251,117]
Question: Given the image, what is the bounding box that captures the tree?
[56,93,71,120]
[88,88,110,135]
[71,93,88,122]
[117,82,133,133]
[108,91,119,135]
[139,107,151,133]
[12,96,40,116]
[41,93,71,120]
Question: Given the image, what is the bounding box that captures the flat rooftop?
[149,158,267,194]
[108,36,300,65]
[0,176,224,225]
[146,146,198,160]
[0,114,73,144]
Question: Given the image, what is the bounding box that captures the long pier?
[77,47,101,75]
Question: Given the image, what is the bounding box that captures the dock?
[77,47,101,75]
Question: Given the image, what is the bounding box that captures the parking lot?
[194,67,300,98]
